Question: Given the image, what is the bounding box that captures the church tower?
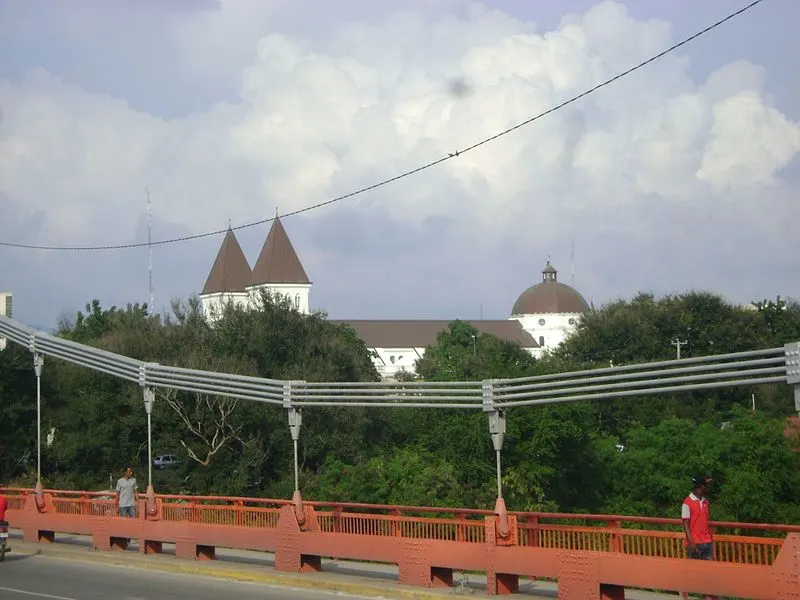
[199,227,252,319]
[246,217,312,314]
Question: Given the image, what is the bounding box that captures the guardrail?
[3,488,797,563]
[2,488,798,598]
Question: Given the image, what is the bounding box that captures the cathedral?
[199,218,590,379]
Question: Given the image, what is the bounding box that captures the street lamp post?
[143,387,155,490]
[143,386,157,516]
[33,353,45,506]
[33,354,44,480]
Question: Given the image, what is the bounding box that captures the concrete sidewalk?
[6,529,679,598]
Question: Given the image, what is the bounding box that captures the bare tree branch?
[157,385,242,467]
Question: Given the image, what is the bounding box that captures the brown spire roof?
[201,228,252,294]
[249,217,310,286]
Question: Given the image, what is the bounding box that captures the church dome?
[511,261,590,316]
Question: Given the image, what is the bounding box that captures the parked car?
[153,454,180,470]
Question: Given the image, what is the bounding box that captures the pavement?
[3,529,679,599]
[0,552,384,600]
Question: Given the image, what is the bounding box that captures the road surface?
[0,552,376,600]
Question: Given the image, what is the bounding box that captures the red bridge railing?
[2,487,798,598]
[2,487,794,564]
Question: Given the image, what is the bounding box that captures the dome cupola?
[511,261,590,316]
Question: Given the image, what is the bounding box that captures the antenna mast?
[146,187,154,316]
[570,239,575,288]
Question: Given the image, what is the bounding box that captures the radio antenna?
[146,187,154,316]
[570,239,575,288]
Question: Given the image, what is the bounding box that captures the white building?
[0,292,12,351]
[199,220,589,378]
[510,261,590,357]
[200,218,311,320]
[334,319,540,378]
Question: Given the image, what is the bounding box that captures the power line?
[0,0,766,253]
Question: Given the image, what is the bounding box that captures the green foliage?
[58,299,155,346]
[0,345,36,482]
[546,292,800,436]
[307,449,464,507]
[1,289,798,527]
[554,291,783,365]
[213,291,379,382]
[603,408,800,525]
[415,320,538,380]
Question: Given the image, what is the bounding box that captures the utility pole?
[671,338,687,360]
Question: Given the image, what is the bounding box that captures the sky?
[1,0,798,331]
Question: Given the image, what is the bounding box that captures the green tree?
[414,320,537,381]
[547,291,798,435]
[0,345,37,484]
[57,299,155,345]
[554,291,779,366]
[212,291,378,382]
[751,296,800,343]
[306,448,464,508]
[602,409,800,524]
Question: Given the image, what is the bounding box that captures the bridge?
[1,313,799,598]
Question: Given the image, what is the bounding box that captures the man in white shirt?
[115,467,138,518]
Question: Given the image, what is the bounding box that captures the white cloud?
[697,91,800,190]
[0,0,798,323]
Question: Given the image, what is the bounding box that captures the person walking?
[115,467,138,518]
[681,475,716,600]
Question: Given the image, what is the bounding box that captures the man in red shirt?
[0,492,7,522]
[682,475,713,558]
[681,475,716,600]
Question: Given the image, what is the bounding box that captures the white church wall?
[200,291,250,321]
[370,346,425,378]
[369,344,537,379]
[512,312,582,356]
[246,284,311,314]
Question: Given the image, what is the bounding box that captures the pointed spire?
[249,217,310,285]
[201,228,252,294]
